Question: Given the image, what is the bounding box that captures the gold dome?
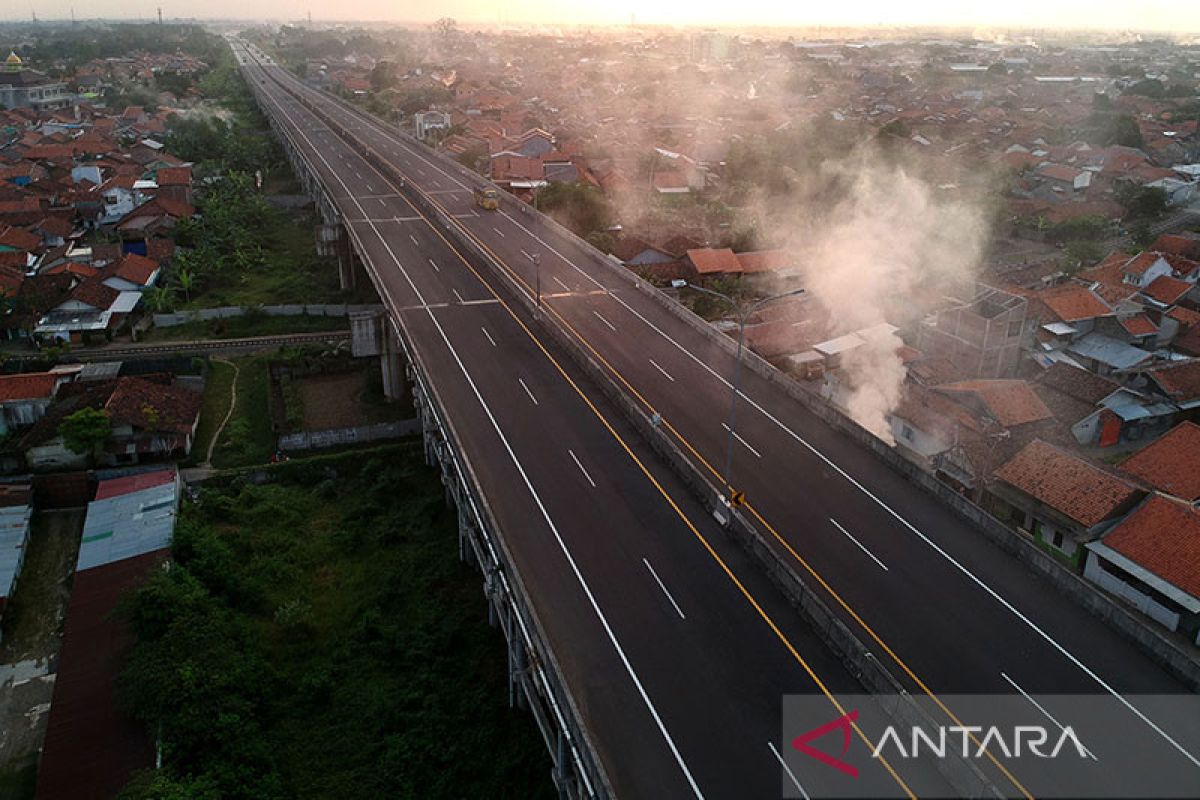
[4,52,21,66]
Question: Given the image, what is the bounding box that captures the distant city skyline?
[2,1,1199,34]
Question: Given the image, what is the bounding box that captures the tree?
[175,267,197,303]
[1104,114,1143,148]
[533,182,613,241]
[145,285,177,313]
[1117,184,1168,220]
[434,17,457,38]
[59,408,112,462]
[1064,240,1103,272]
[1125,78,1165,99]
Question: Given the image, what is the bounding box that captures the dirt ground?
[0,510,85,798]
[297,369,408,430]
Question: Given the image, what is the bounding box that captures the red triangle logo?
[791,710,860,778]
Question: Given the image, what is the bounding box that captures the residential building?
[916,285,1028,379]
[989,439,1144,569]
[1084,494,1200,645]
[35,469,178,800]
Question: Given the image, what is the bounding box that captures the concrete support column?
[380,328,405,402]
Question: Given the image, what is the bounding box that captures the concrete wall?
[277,419,419,451]
[153,304,383,328]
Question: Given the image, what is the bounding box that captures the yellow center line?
[401,184,1032,800]
[378,189,918,797]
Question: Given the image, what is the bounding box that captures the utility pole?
[672,281,805,506]
[157,7,162,24]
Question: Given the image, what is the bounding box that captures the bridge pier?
[349,309,408,402]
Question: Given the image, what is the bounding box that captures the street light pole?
[672,280,805,505]
[534,252,542,310]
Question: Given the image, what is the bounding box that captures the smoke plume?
[771,151,990,442]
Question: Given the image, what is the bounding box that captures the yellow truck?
[473,187,500,210]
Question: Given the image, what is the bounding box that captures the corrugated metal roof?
[0,503,32,601]
[77,470,177,573]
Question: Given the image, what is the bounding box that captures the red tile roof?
[1120,423,1200,502]
[734,250,793,274]
[94,467,176,500]
[104,376,201,435]
[1141,274,1192,306]
[1146,360,1200,403]
[938,379,1054,427]
[686,248,742,275]
[994,439,1142,527]
[154,166,191,186]
[44,261,98,279]
[1167,305,1200,328]
[1149,232,1200,261]
[1122,251,1166,277]
[106,253,158,286]
[1037,284,1112,322]
[1101,494,1200,599]
[1119,315,1158,337]
[0,372,58,402]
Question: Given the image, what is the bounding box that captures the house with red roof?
[0,371,66,435]
[99,253,159,291]
[1119,422,1200,503]
[1084,494,1200,644]
[989,439,1145,569]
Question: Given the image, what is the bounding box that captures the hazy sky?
[5,0,1199,32]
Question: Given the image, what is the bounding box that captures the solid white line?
[1000,672,1097,760]
[492,192,1200,769]
[518,377,539,406]
[767,741,811,800]
[255,85,704,798]
[493,226,506,238]
[409,234,419,247]
[829,518,889,572]
[552,276,571,292]
[721,423,761,459]
[649,358,675,382]
[568,449,596,488]
[481,327,497,348]
[452,288,465,304]
[593,311,616,332]
[643,558,686,620]
[428,258,440,272]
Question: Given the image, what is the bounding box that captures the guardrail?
[279,74,1008,799]
[305,77,1200,692]
[240,53,613,799]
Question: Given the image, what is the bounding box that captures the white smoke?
[776,153,989,440]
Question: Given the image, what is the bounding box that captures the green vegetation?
[58,408,112,461]
[118,447,552,799]
[533,182,614,245]
[144,314,348,343]
[187,360,237,467]
[160,169,348,310]
[1116,184,1169,221]
[208,355,275,469]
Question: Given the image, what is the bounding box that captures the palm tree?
[144,286,177,313]
[174,267,197,304]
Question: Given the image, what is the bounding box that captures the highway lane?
[250,57,1200,790]
[237,47,954,798]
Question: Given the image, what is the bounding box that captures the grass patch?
[118,446,553,799]
[210,356,276,469]
[144,313,349,342]
[186,360,237,467]
[180,209,354,309]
